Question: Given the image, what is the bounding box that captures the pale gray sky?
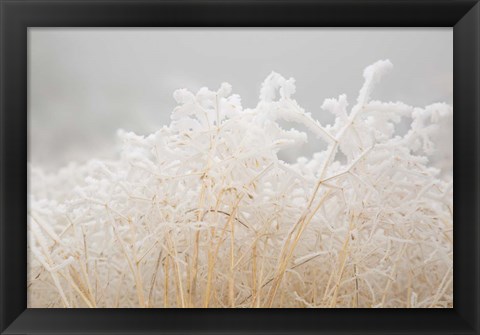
[29,28,452,170]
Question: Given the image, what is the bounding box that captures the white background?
[29,28,452,170]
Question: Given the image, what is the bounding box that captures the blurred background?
[28,28,452,170]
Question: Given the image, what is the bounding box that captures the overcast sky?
[29,28,452,170]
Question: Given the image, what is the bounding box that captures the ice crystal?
[28,60,453,308]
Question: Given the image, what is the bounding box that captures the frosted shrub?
[28,60,453,308]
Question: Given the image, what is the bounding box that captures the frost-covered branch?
[28,60,453,308]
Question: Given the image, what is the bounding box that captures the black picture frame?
[1,0,479,334]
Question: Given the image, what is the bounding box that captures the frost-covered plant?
[28,60,453,308]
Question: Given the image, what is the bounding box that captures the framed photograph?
[1,0,479,334]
